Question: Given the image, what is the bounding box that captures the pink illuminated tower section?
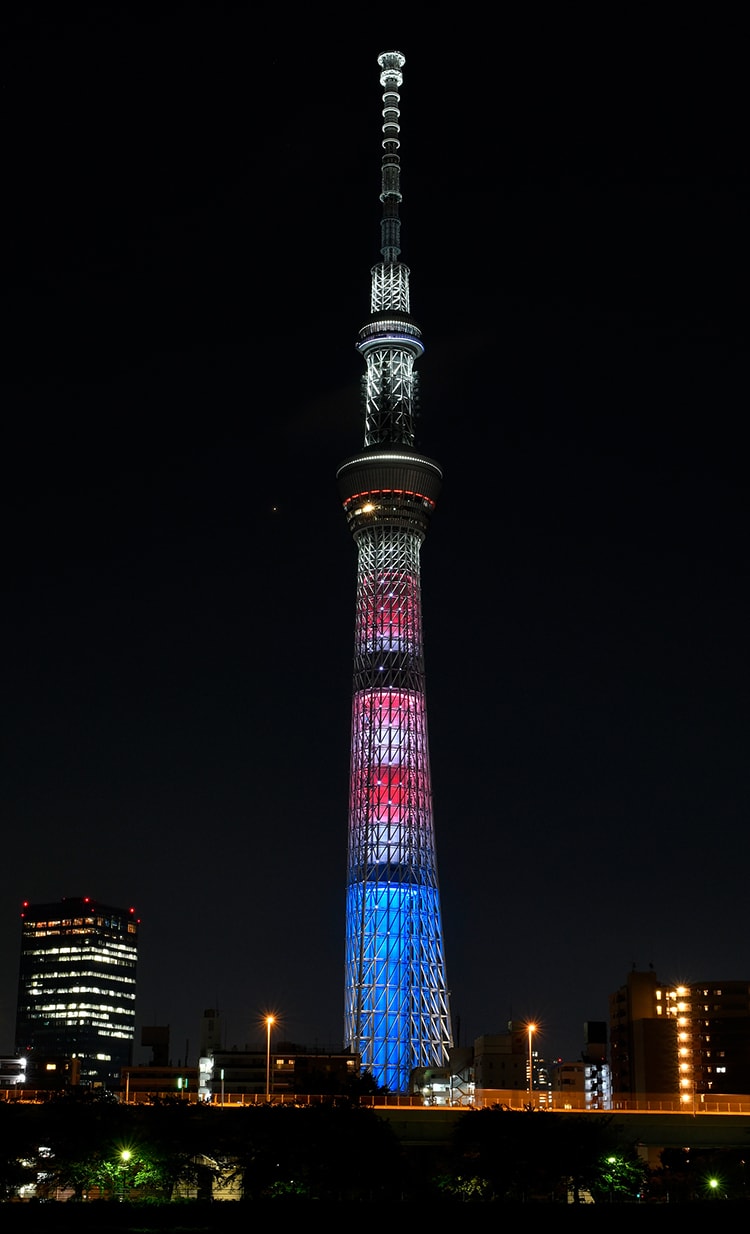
[337,50,452,1094]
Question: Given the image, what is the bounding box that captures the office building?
[15,895,139,1089]
[610,968,750,1101]
[550,1022,612,1110]
[668,980,750,1100]
[609,967,675,1096]
[196,1047,360,1102]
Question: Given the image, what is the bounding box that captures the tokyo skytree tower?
[337,50,453,1094]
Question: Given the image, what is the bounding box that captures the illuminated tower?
[15,896,139,1089]
[337,50,452,1093]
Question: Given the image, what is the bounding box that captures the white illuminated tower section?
[337,50,452,1093]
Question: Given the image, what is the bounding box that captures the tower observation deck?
[337,50,453,1094]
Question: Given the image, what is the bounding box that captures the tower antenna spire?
[337,50,453,1095]
[377,50,405,263]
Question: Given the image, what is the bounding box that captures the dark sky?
[2,9,747,1069]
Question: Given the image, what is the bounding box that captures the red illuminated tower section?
[337,50,452,1094]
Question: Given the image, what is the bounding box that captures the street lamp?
[265,1015,275,1103]
[607,1155,617,1203]
[527,1023,537,1100]
[119,1149,132,1202]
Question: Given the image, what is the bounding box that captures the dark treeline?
[1,1093,748,1220]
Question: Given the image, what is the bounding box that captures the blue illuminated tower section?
[337,50,452,1094]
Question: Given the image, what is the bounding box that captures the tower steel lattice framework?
[337,50,453,1094]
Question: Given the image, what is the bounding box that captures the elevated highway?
[370,1102,750,1162]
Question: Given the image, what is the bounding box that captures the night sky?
[2,11,746,1070]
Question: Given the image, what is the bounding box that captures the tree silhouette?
[445,1107,639,1203]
